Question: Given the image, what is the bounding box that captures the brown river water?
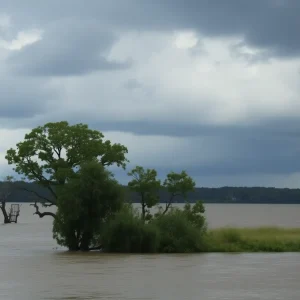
[1,204,300,300]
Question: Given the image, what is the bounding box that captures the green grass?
[204,227,300,252]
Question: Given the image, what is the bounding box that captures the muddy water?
[1,204,300,300]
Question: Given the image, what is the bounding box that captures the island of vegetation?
[1,121,300,253]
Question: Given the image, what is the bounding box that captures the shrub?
[101,205,160,253]
[152,206,207,253]
[182,201,207,231]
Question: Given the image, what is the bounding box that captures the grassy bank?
[205,227,300,252]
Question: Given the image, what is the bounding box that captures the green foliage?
[101,205,160,253]
[152,207,206,253]
[102,201,207,253]
[52,161,124,251]
[164,171,195,196]
[127,166,161,220]
[182,201,206,230]
[162,171,195,214]
[5,121,128,204]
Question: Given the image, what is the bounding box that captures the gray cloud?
[123,79,143,90]
[6,19,131,76]
[74,116,300,177]
[2,0,300,58]
[0,76,58,118]
[2,108,300,184]
[1,0,300,188]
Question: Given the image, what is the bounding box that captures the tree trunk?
[141,203,146,221]
[1,202,11,224]
[80,231,93,251]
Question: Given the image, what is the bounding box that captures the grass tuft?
[204,227,300,252]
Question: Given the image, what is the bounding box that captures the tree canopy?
[127,166,161,220]
[5,121,128,210]
[162,170,195,214]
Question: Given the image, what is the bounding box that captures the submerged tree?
[162,171,195,214]
[53,161,124,251]
[127,166,161,221]
[0,176,20,224]
[5,121,128,218]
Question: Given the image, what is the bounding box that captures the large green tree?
[53,161,124,251]
[5,121,128,217]
[127,166,161,221]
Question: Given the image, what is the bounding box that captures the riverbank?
[205,227,300,252]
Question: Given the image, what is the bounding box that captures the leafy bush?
[152,202,207,253]
[101,205,160,253]
[182,201,207,231]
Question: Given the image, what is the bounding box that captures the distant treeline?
[2,181,300,204]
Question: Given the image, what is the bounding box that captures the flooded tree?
[0,176,20,224]
[5,121,128,218]
[53,161,124,251]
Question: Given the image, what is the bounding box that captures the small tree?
[53,161,124,251]
[127,166,161,221]
[162,171,195,214]
[5,121,128,218]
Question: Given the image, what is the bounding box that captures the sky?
[0,0,300,188]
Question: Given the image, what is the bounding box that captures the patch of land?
[205,227,300,252]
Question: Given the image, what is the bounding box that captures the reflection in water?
[1,204,300,299]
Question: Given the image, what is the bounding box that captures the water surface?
[1,204,300,299]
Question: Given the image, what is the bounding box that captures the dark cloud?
[2,0,300,58]
[2,109,300,181]
[6,19,131,76]
[87,117,300,177]
[0,76,58,118]
[1,0,300,187]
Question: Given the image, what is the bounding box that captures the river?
[1,203,300,299]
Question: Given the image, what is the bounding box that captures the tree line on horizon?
[1,181,300,204]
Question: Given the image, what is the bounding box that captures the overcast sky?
[0,0,300,188]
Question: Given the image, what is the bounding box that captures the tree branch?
[30,202,56,219]
[25,157,57,200]
[162,193,181,215]
[20,187,56,205]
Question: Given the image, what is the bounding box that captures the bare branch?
[30,202,56,219]
[41,202,55,207]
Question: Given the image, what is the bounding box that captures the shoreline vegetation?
[2,121,300,254]
[205,227,300,252]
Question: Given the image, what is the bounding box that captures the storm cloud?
[6,19,131,76]
[0,0,300,187]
